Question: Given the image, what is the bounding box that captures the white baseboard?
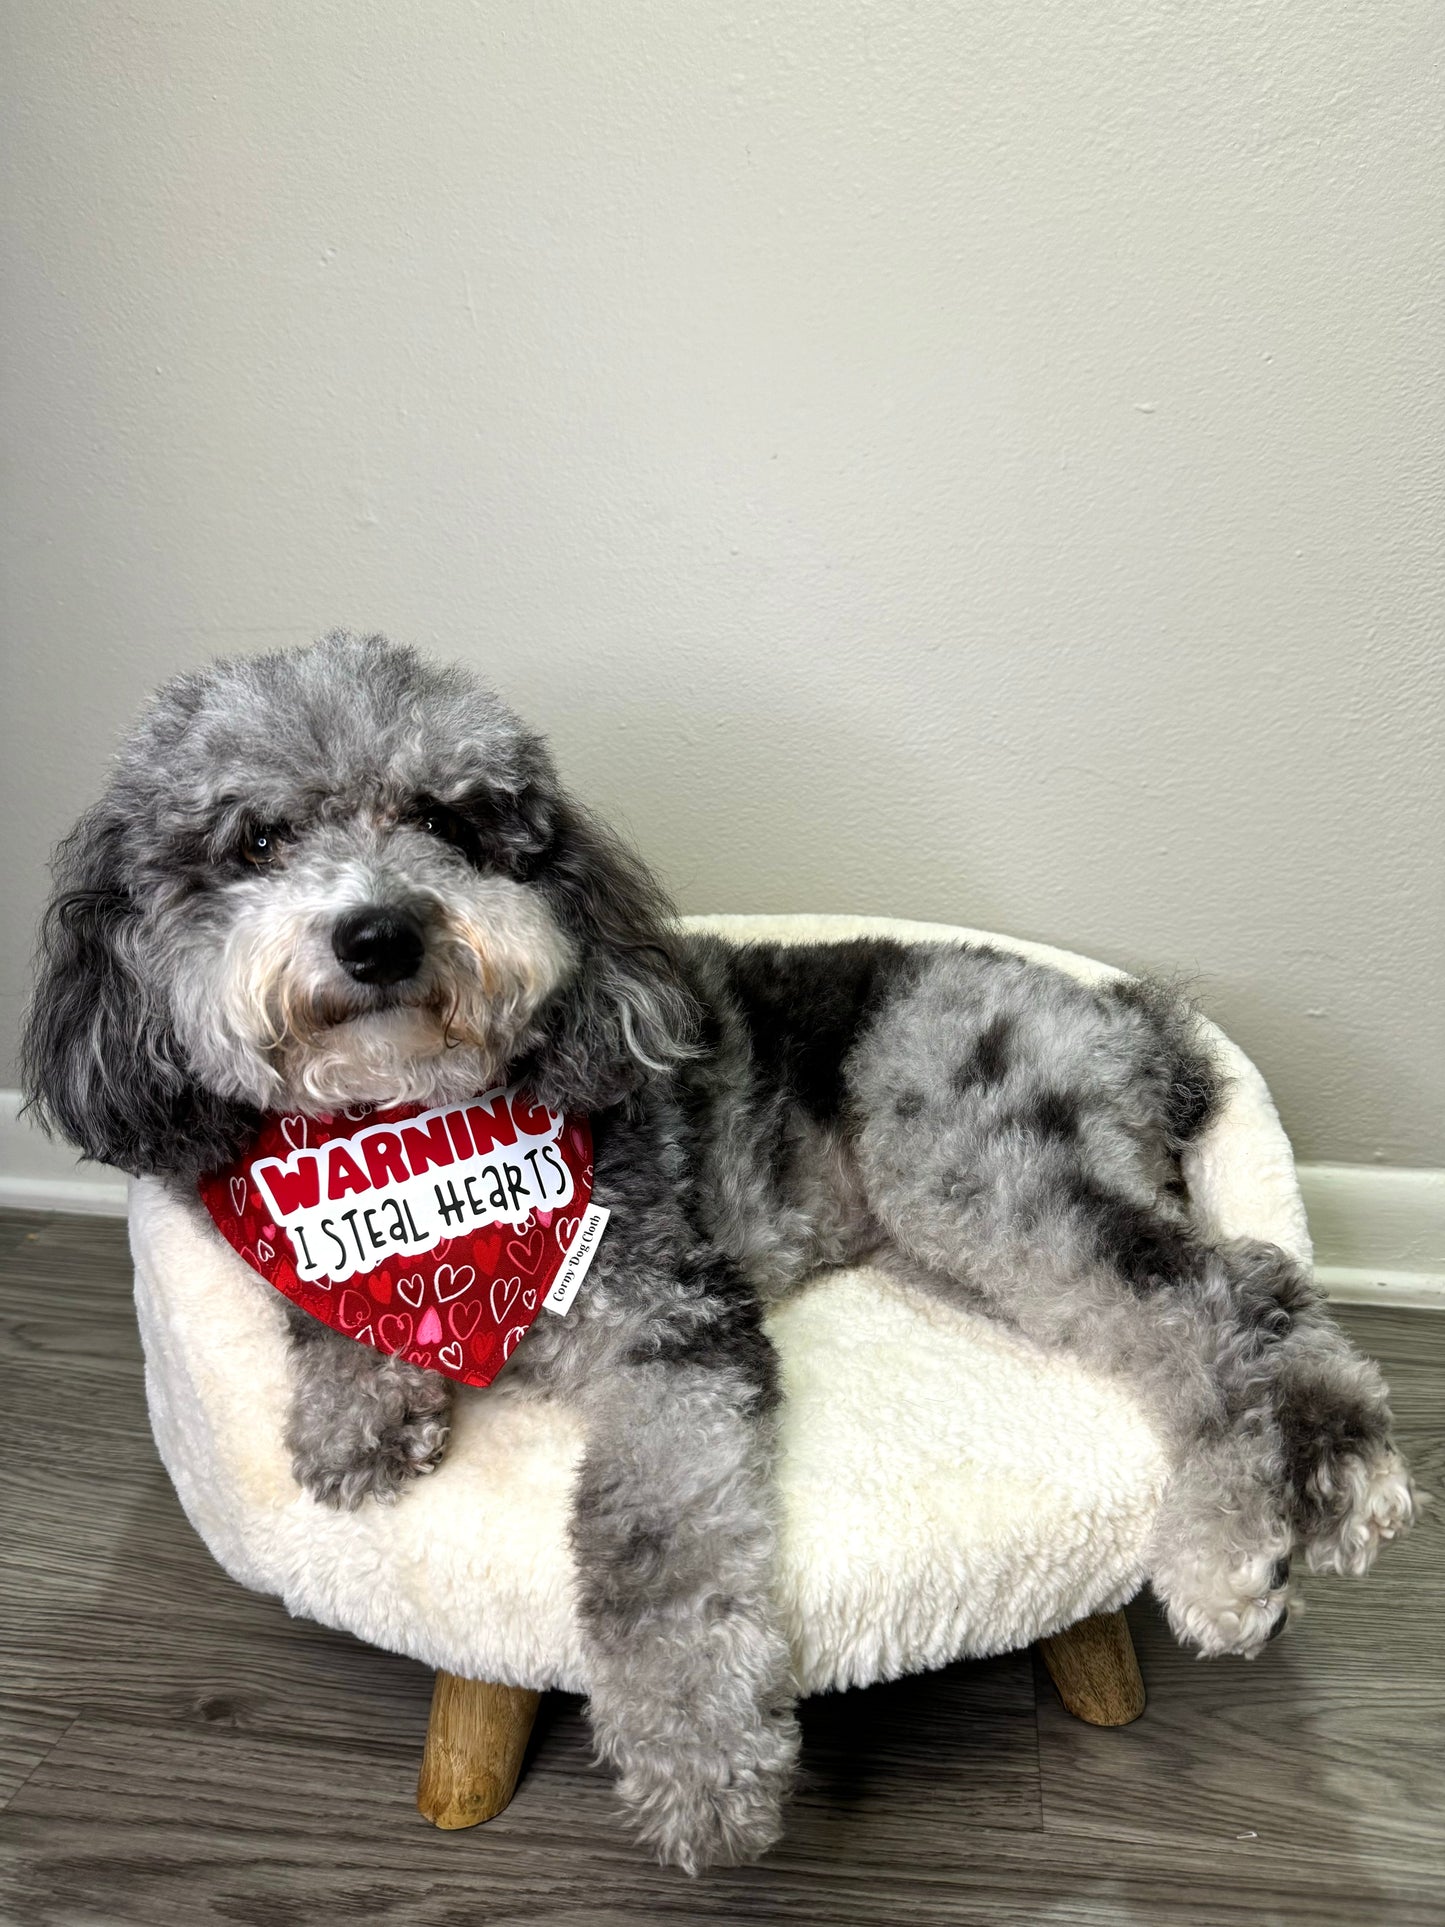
[2,1088,1441,1305]
[1297,1164,1445,1310]
[0,1089,129,1215]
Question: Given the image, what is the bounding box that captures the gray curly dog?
[24,633,1413,1871]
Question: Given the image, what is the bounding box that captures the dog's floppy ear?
[524,798,698,1113]
[21,805,256,1179]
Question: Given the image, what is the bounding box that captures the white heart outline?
[280,1115,308,1150]
[438,1341,464,1373]
[229,1176,248,1217]
[554,1215,581,1254]
[434,1263,476,1304]
[502,1324,528,1360]
[256,1240,274,1264]
[490,1274,521,1323]
[396,1274,427,1308]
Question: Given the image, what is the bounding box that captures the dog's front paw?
[297,1408,451,1509]
[288,1361,452,1509]
[616,1714,798,1874]
[1160,1547,1295,1658]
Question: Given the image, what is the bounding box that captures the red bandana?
[198,1087,597,1387]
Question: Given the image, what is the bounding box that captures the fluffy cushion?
[131,915,1311,1696]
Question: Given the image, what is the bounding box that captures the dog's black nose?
[332,907,426,986]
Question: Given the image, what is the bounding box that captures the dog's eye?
[241,824,284,867]
[408,801,466,847]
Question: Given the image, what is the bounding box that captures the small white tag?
[544,1204,609,1316]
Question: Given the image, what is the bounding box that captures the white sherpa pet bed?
[131,916,1311,1759]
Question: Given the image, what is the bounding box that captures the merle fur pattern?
[23,634,1413,1871]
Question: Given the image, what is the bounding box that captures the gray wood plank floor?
[0,1207,1440,1925]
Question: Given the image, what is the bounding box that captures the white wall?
[2,2,1441,1166]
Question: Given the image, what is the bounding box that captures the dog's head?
[23,633,694,1177]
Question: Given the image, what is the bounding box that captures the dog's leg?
[567,1306,798,1874]
[1263,1281,1415,1575]
[1144,1241,1412,1640]
[847,963,1342,1658]
[891,1227,1304,1654]
[283,1305,453,1508]
[1142,1388,1296,1658]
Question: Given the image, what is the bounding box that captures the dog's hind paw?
[1302,1446,1415,1577]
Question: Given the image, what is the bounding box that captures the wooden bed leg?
[1039,1608,1146,1727]
[416,1673,541,1829]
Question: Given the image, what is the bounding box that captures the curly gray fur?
[23,633,1413,1870]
